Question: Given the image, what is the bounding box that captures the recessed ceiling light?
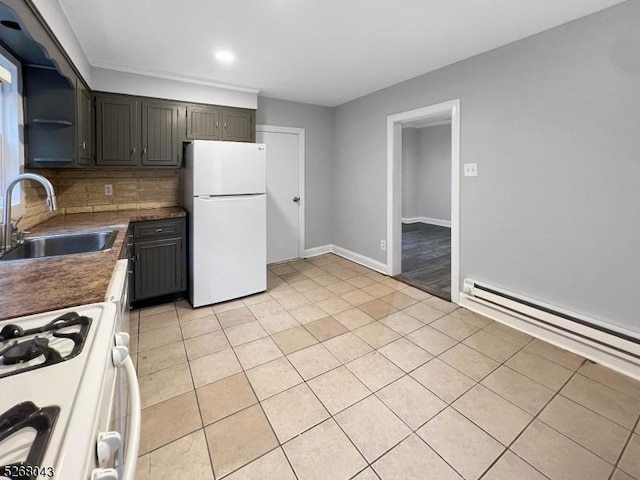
[215,51,235,63]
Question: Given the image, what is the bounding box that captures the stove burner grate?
[0,311,91,379]
[0,402,59,480]
[1,338,62,365]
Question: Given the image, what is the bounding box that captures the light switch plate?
[464,163,478,177]
[104,184,113,196]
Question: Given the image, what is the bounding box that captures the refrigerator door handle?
[196,194,266,200]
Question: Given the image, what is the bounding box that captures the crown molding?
[91,61,261,94]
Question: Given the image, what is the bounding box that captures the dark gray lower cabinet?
[131,218,186,302]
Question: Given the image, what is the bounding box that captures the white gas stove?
[0,296,139,480]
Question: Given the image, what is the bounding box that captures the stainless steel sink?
[0,231,118,261]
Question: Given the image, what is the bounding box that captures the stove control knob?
[96,431,122,467]
[91,468,118,480]
[114,332,130,347]
[112,346,129,367]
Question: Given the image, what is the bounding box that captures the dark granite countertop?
[0,207,186,321]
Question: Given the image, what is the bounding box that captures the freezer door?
[191,194,267,307]
[192,140,266,196]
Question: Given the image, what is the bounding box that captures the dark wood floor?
[396,223,451,301]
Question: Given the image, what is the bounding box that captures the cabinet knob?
[143,147,148,155]
[155,228,163,233]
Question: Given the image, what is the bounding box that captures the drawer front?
[133,219,183,239]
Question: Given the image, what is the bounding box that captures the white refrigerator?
[183,140,267,307]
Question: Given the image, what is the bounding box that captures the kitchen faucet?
[1,173,57,254]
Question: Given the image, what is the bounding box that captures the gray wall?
[419,125,452,222]
[256,96,334,249]
[401,128,420,219]
[402,125,452,221]
[332,1,640,333]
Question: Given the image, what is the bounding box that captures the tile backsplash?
[21,169,181,229]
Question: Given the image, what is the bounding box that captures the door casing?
[386,99,461,304]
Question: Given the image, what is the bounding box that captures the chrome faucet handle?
[16,230,29,244]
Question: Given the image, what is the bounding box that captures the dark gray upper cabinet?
[221,107,255,142]
[95,94,139,167]
[3,1,95,169]
[24,66,77,168]
[141,100,181,167]
[186,105,220,140]
[76,81,92,166]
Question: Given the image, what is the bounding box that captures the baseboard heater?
[462,279,640,364]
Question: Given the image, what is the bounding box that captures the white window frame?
[0,44,24,221]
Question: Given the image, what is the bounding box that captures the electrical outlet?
[104,184,113,196]
[380,240,386,251]
[463,163,478,177]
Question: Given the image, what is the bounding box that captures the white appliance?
[0,279,140,480]
[183,140,267,307]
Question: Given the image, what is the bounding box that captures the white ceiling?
[58,0,625,106]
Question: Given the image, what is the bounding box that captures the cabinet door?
[95,94,139,166]
[141,100,180,167]
[76,83,92,166]
[221,108,255,142]
[133,237,185,301]
[186,105,221,140]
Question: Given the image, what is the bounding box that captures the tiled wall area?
[21,169,181,229]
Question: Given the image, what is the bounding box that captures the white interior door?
[257,130,301,264]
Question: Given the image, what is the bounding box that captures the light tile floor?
[127,253,640,480]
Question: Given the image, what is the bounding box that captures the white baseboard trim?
[303,244,388,275]
[303,245,332,258]
[331,245,388,274]
[401,216,451,228]
[459,293,640,382]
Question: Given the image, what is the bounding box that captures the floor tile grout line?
[138,318,629,480]
[607,411,640,480]
[134,257,639,479]
[550,389,637,432]
[138,426,204,458]
[441,337,637,475]
[573,367,640,404]
[411,429,480,480]
[254,301,485,478]
[177,306,220,480]
[299,375,413,475]
[225,293,431,475]
[477,364,586,480]
[214,318,301,480]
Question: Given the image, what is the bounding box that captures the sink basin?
[0,231,118,261]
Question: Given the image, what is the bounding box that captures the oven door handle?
[121,355,141,480]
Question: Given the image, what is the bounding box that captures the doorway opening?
[256,125,305,264]
[386,99,460,304]
[398,120,452,299]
